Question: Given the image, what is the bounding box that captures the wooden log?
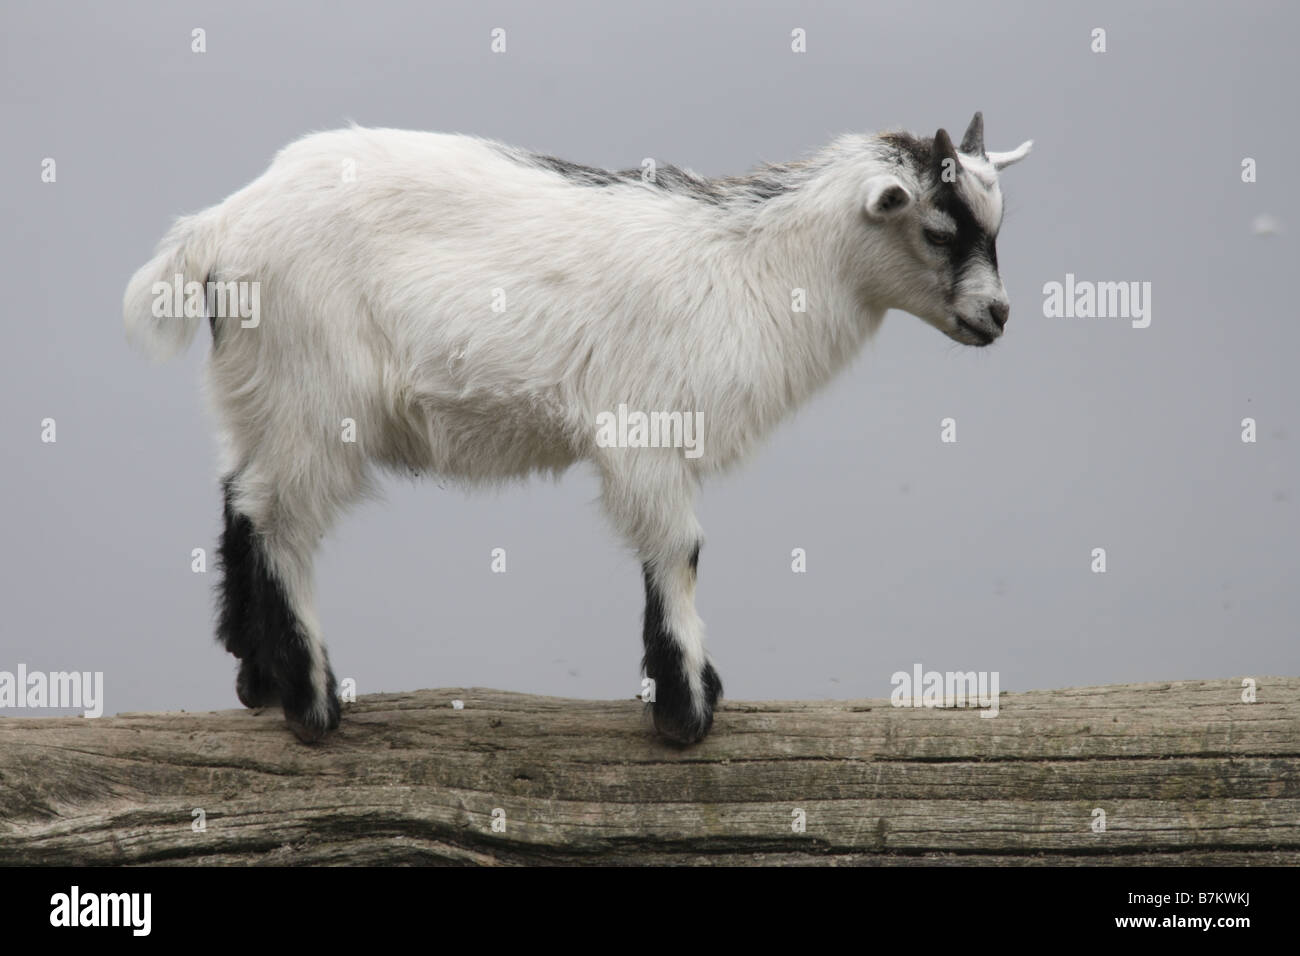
[1,678,1296,865]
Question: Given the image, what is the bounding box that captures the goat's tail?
[123,211,222,361]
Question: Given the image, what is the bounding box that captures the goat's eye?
[924,228,954,246]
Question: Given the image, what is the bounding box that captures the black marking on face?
[931,181,999,300]
[877,131,1001,291]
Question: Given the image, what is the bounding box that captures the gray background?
[2,0,1295,718]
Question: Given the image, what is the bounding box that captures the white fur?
[124,124,1029,725]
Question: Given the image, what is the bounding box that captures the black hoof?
[281,670,340,744]
[283,695,340,743]
[235,658,280,709]
[650,661,723,745]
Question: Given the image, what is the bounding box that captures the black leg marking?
[235,657,279,709]
[215,474,339,742]
[640,557,721,745]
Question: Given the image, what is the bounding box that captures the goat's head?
[858,112,1032,347]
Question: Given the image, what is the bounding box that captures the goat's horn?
[960,111,986,158]
[933,128,961,182]
[988,140,1034,170]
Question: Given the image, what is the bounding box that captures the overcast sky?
[2,0,1296,719]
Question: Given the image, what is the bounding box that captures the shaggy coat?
[124,113,1031,743]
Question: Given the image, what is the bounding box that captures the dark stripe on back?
[529,154,629,188]
[494,142,812,206]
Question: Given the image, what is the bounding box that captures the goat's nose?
[989,301,1009,329]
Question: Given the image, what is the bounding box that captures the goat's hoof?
[235,659,280,709]
[283,690,341,744]
[283,697,338,743]
[650,662,723,745]
[653,709,714,745]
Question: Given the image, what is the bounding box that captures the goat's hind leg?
[216,471,340,742]
[216,476,280,709]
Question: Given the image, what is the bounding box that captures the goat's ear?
[863,175,913,220]
[988,139,1033,170]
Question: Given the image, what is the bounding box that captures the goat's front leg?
[641,544,723,743]
[601,459,722,743]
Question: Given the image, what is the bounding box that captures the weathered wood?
[1,678,1296,865]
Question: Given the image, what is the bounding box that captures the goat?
[123,113,1031,744]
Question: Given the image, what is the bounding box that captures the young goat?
[124,113,1031,744]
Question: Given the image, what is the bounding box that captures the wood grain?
[1,678,1296,865]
